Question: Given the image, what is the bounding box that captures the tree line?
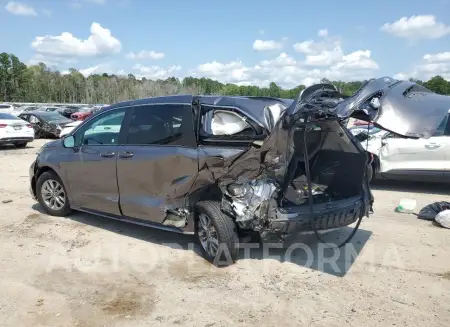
[1,52,450,104]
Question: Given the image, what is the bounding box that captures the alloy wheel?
[41,179,66,211]
[198,213,220,257]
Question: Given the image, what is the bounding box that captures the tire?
[14,142,27,148]
[195,201,239,266]
[36,171,72,216]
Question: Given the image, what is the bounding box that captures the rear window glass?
[0,113,17,119]
[0,104,12,109]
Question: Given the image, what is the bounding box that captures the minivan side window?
[74,109,126,146]
[125,104,193,146]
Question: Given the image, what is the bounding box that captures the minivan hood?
[287,76,450,139]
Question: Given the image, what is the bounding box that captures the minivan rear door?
[116,103,198,226]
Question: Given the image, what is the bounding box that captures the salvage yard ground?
[1,139,450,327]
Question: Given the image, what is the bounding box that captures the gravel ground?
[1,139,450,327]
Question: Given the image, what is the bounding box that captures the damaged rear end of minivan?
[191,77,450,265]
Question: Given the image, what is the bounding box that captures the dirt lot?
[1,139,450,327]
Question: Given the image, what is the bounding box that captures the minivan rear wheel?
[195,201,239,266]
[36,171,72,217]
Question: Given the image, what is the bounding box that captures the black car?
[28,77,450,266]
[19,111,72,138]
[57,106,80,119]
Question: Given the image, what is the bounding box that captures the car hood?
[287,77,450,139]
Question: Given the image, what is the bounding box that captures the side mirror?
[354,132,370,142]
[63,135,75,148]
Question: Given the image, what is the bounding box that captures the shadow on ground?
[371,179,450,196]
[0,144,35,151]
[32,204,371,277]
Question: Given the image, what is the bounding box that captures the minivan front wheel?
[36,171,72,216]
[195,201,239,266]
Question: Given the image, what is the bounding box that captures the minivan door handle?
[100,152,116,158]
[119,151,134,158]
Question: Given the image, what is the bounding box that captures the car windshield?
[0,113,18,119]
[39,112,67,121]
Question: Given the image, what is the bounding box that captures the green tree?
[1,53,449,104]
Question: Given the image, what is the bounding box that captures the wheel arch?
[32,165,62,198]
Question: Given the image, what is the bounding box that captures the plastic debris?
[396,198,416,214]
[417,201,450,221]
[435,210,450,229]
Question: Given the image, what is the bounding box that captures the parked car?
[59,110,119,138]
[0,103,15,113]
[0,112,35,147]
[349,125,382,137]
[39,106,60,112]
[59,120,82,138]
[19,106,40,114]
[58,106,80,119]
[70,107,97,121]
[363,110,450,183]
[18,111,72,138]
[29,77,450,265]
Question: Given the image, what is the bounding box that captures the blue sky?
[1,0,450,87]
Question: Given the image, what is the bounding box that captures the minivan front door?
[63,108,128,215]
[117,104,198,224]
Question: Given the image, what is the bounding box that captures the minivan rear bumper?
[267,196,367,234]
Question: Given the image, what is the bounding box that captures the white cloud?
[423,52,450,62]
[126,50,165,60]
[381,15,450,40]
[27,53,78,67]
[132,64,182,79]
[5,2,37,16]
[194,31,379,88]
[31,22,121,59]
[334,50,379,70]
[195,60,251,82]
[79,65,105,77]
[253,39,283,52]
[293,36,344,66]
[397,51,450,80]
[318,29,328,37]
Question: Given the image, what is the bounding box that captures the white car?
[0,103,15,114]
[0,112,35,147]
[363,110,450,182]
[59,111,122,138]
[59,120,82,138]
